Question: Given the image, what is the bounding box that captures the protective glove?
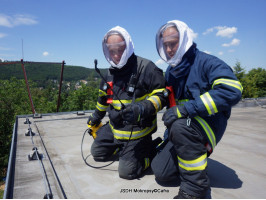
[87,113,101,126]
[121,103,144,125]
[162,105,188,128]
[108,109,123,125]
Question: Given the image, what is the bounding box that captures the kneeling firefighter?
[151,20,243,198]
[87,26,167,180]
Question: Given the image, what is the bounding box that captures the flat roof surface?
[7,106,266,199]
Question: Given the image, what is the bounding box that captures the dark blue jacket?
[165,43,242,150]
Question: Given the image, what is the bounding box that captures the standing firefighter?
[151,20,243,198]
[88,26,167,180]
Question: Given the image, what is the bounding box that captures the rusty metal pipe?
[56,60,65,112]
[21,59,36,114]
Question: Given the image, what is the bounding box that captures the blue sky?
[1,0,266,72]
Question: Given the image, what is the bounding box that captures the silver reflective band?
[96,102,108,111]
[212,78,243,92]
[200,92,218,115]
[194,116,216,149]
[178,157,207,168]
[147,96,161,112]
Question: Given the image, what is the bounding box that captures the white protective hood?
[156,20,194,67]
[102,26,134,69]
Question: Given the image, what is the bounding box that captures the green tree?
[62,83,98,111]
[0,78,32,179]
[243,68,266,98]
[233,61,245,81]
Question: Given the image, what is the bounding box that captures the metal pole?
[21,59,36,114]
[57,60,65,112]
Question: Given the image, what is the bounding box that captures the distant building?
[80,80,88,85]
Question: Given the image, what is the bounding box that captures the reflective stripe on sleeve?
[111,88,164,111]
[96,102,108,111]
[111,94,148,110]
[177,99,189,106]
[99,89,107,97]
[212,78,243,93]
[178,153,207,171]
[194,116,216,149]
[147,96,162,112]
[200,92,218,115]
[111,100,131,110]
[148,88,165,96]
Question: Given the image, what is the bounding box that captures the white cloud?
[216,26,237,38]
[222,38,240,47]
[218,51,224,55]
[43,51,49,56]
[203,26,237,38]
[0,33,7,38]
[203,50,211,55]
[0,14,38,28]
[203,27,215,35]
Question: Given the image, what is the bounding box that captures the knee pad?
[90,141,101,157]
[91,142,111,161]
[118,159,141,180]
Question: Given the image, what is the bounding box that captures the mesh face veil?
[156,20,194,67]
[102,26,134,69]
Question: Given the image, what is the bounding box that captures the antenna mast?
[21,39,24,60]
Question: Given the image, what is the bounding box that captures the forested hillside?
[0,61,108,83]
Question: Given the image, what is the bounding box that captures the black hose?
[81,128,116,169]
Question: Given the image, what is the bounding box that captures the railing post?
[57,60,65,112]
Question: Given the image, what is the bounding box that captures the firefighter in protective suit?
[151,20,243,198]
[88,26,167,180]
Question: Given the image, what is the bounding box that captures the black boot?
[173,190,197,199]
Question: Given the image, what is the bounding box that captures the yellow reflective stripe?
[111,94,148,110]
[148,88,165,97]
[135,94,149,102]
[96,102,108,111]
[111,100,131,110]
[206,92,218,113]
[194,116,216,149]
[109,89,165,110]
[99,89,107,97]
[144,158,150,170]
[177,99,189,106]
[176,107,182,118]
[212,78,243,93]
[147,96,162,112]
[200,92,218,115]
[178,153,207,171]
[110,119,157,140]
